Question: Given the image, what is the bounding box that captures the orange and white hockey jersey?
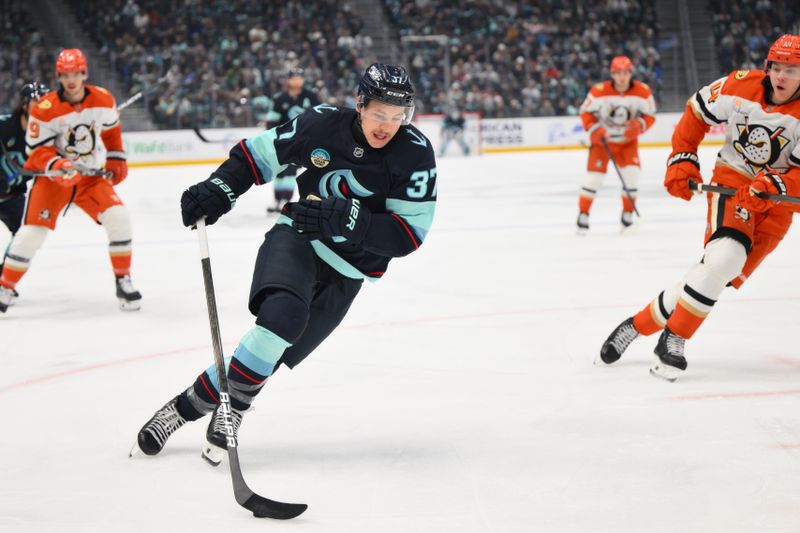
[24,85,124,173]
[580,80,656,143]
[673,69,800,195]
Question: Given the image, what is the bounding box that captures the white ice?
[1,146,800,533]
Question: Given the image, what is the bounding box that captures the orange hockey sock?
[632,298,665,335]
[578,195,593,213]
[110,252,131,277]
[622,195,637,213]
[665,301,706,339]
[0,264,26,289]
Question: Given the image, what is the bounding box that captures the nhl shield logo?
[310,148,330,168]
[353,146,364,158]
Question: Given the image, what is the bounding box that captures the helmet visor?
[358,95,415,126]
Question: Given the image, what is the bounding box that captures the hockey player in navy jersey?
[134,63,437,463]
[0,81,49,308]
[265,67,319,214]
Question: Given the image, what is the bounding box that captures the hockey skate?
[576,212,589,235]
[202,403,245,467]
[116,275,142,311]
[132,395,188,456]
[650,327,688,382]
[266,199,288,214]
[620,210,636,233]
[0,286,15,313]
[596,317,639,365]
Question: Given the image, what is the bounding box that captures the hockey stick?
[192,127,234,144]
[688,179,800,205]
[195,218,308,520]
[600,137,641,217]
[118,57,175,113]
[6,158,112,179]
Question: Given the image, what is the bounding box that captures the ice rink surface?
[2,145,799,532]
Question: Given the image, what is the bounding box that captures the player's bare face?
[58,71,87,102]
[768,62,800,104]
[611,70,632,92]
[287,77,303,97]
[359,101,405,149]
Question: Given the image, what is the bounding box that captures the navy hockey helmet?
[357,63,415,125]
[20,81,50,103]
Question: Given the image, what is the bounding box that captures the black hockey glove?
[285,197,371,243]
[180,177,237,227]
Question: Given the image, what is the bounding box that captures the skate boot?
[266,199,287,214]
[202,403,245,466]
[620,210,635,232]
[0,285,16,313]
[596,317,639,365]
[576,212,589,235]
[650,327,688,382]
[133,395,188,456]
[116,275,142,311]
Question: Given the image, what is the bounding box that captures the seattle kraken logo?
[317,169,374,199]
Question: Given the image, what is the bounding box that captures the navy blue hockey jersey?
[214,104,437,281]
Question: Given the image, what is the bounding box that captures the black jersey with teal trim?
[267,89,319,128]
[0,111,29,198]
[210,104,437,281]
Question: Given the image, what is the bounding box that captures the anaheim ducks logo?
[732,120,789,174]
[603,105,631,126]
[316,169,374,200]
[64,122,97,158]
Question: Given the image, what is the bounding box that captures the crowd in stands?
[710,0,799,75]
[6,0,799,129]
[0,1,55,115]
[66,0,373,129]
[383,0,663,117]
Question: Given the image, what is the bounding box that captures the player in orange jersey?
[0,48,141,313]
[578,55,656,233]
[597,35,800,381]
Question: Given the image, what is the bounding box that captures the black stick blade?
[244,494,308,519]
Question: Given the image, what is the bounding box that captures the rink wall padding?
[124,113,725,167]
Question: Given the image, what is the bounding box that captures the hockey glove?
[589,126,607,146]
[735,170,787,213]
[624,119,643,140]
[180,177,237,227]
[105,158,128,185]
[285,197,372,243]
[0,152,25,194]
[664,152,702,201]
[51,158,81,187]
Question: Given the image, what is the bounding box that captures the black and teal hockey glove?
[180,177,237,227]
[285,197,371,243]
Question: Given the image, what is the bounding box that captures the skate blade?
[129,442,143,458]
[649,359,683,382]
[620,223,638,235]
[201,442,225,467]
[576,228,589,236]
[119,299,142,311]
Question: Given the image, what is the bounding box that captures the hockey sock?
[578,195,593,214]
[621,194,637,213]
[182,326,291,416]
[666,301,707,340]
[0,262,25,289]
[633,291,670,335]
[109,242,132,276]
[273,176,296,202]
